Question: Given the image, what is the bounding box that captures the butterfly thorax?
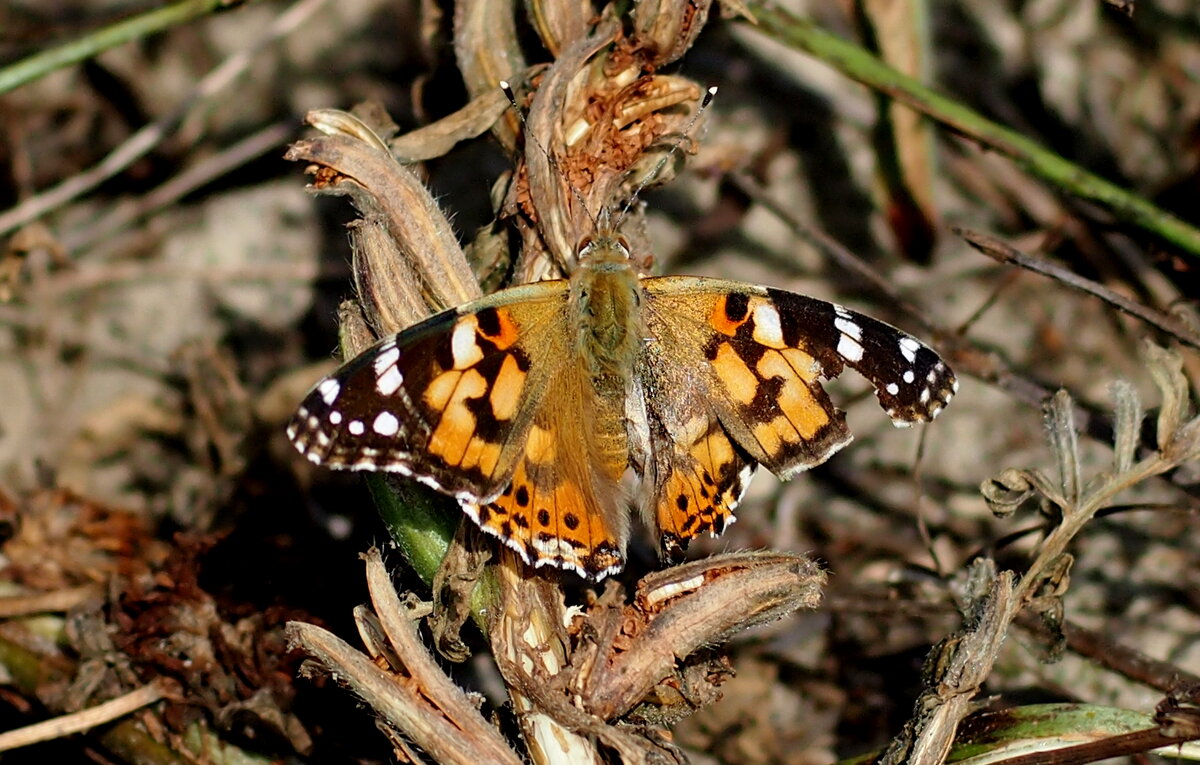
[568,234,644,481]
[571,236,643,375]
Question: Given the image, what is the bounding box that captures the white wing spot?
[886,382,900,395]
[735,463,757,505]
[318,378,341,405]
[315,431,331,447]
[307,415,319,429]
[834,317,863,341]
[376,365,403,396]
[373,411,400,436]
[373,345,400,376]
[328,410,343,425]
[898,336,921,363]
[837,334,864,363]
[903,370,916,384]
[348,419,365,435]
[752,304,785,347]
[927,369,939,383]
[920,387,931,403]
[451,318,484,369]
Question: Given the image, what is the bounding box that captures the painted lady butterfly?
[289,230,956,579]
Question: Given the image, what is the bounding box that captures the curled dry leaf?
[980,467,1044,517]
[631,0,714,66]
[453,0,526,149]
[286,128,479,334]
[389,88,512,162]
[573,552,825,722]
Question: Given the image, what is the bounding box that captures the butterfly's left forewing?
[288,283,569,503]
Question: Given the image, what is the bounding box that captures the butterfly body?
[289,234,957,579]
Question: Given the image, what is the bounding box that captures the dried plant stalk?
[890,345,1200,761]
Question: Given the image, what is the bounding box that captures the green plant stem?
[745,3,1200,259]
[367,459,499,633]
[0,0,247,96]
[367,475,458,587]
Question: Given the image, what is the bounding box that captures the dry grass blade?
[361,549,514,758]
[287,620,523,765]
[0,679,173,753]
[0,0,331,237]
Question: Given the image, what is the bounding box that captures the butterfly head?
[577,228,633,269]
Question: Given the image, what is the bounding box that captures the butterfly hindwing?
[638,399,758,559]
[464,375,628,579]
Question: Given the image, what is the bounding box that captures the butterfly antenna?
[499,80,602,237]
[611,85,719,232]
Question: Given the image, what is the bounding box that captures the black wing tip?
[880,354,958,427]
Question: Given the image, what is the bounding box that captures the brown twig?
[1016,612,1200,693]
[0,585,101,618]
[990,725,1200,765]
[727,172,933,331]
[0,679,173,753]
[361,549,516,759]
[957,227,1200,351]
[59,121,295,257]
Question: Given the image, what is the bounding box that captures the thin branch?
[1017,612,1200,693]
[727,172,932,331]
[0,585,100,618]
[743,3,1200,259]
[60,121,295,256]
[958,227,1200,351]
[0,680,171,753]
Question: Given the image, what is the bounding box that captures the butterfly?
[288,231,957,580]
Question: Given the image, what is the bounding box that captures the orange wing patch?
[409,305,535,493]
[648,413,756,560]
[707,333,850,477]
[463,404,627,580]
